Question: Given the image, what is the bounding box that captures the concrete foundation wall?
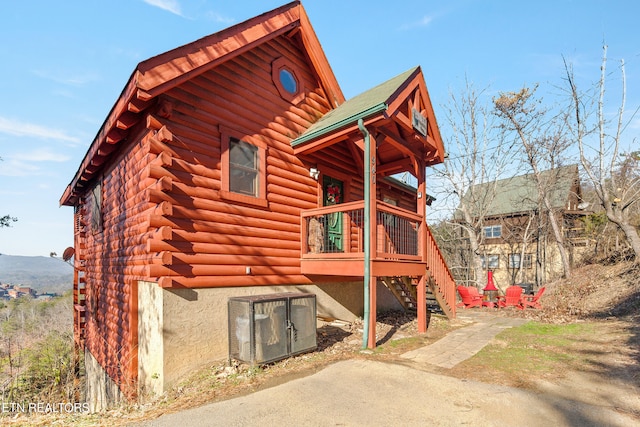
[137,280,403,395]
[137,281,164,398]
[84,349,125,412]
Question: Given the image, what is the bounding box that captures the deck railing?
[301,200,457,318]
[301,200,421,261]
[425,224,457,316]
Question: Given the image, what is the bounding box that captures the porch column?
[417,160,428,333]
[359,119,378,349]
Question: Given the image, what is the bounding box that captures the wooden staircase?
[380,276,417,311]
[424,224,456,319]
[381,226,457,319]
[426,280,444,315]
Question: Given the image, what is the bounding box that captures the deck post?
[417,159,428,332]
[417,274,427,332]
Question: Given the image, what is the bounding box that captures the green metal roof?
[457,165,579,218]
[292,67,419,147]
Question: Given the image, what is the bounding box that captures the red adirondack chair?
[497,285,524,309]
[521,286,546,309]
[457,285,483,308]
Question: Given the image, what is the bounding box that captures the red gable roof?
[60,1,344,206]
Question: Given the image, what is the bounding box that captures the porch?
[300,199,458,322]
[300,200,426,277]
[291,67,456,347]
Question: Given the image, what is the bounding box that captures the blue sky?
[0,0,638,256]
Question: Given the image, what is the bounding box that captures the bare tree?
[494,87,573,278]
[499,212,536,284]
[433,79,516,288]
[564,45,640,261]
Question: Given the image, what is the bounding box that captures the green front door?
[323,176,343,252]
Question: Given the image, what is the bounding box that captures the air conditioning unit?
[228,292,316,365]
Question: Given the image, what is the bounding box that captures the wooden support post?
[416,159,428,333]
[417,274,427,333]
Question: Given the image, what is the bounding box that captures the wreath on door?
[325,184,342,228]
[326,184,342,205]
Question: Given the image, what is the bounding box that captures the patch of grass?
[374,336,428,354]
[467,321,597,375]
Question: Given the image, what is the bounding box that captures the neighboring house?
[15,286,36,297]
[7,289,21,299]
[59,1,455,409]
[457,164,589,287]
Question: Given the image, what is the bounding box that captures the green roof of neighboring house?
[291,67,419,147]
[457,164,579,218]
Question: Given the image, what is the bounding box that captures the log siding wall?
[80,130,155,398]
[146,37,357,289]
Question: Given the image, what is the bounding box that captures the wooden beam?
[128,96,152,113]
[347,139,364,174]
[97,142,118,157]
[386,70,421,113]
[417,275,427,333]
[393,109,412,131]
[106,128,126,144]
[292,132,349,156]
[413,87,421,113]
[146,115,164,131]
[377,127,416,159]
[377,158,412,176]
[89,154,106,168]
[116,111,140,130]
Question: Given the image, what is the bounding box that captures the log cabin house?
[59,1,456,409]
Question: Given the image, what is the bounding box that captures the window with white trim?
[483,225,502,238]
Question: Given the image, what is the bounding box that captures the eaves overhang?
[291,102,388,147]
[59,0,345,207]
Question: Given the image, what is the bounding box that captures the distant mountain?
[0,254,74,293]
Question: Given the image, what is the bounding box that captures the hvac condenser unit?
[228,292,317,365]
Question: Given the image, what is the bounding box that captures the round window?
[279,68,298,94]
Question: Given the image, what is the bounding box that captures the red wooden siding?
[79,133,152,398]
[146,37,336,288]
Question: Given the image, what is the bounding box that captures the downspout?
[358,118,370,349]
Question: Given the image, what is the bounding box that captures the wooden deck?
[301,200,425,275]
[301,200,457,319]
